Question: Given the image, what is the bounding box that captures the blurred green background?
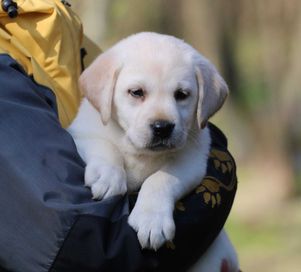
[70,1,301,271]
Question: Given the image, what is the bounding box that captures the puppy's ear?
[79,50,121,125]
[195,60,228,129]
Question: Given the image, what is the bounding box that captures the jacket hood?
[0,0,83,127]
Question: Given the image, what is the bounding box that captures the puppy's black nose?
[150,120,175,139]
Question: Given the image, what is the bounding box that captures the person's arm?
[0,54,149,272]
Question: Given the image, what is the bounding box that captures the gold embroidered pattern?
[195,148,236,208]
[176,201,186,212]
[210,149,234,174]
[165,240,176,250]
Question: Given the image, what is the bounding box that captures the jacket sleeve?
[0,54,237,272]
[0,54,149,272]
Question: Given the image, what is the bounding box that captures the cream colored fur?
[68,32,239,271]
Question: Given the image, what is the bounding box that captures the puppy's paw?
[128,204,175,250]
[85,161,127,200]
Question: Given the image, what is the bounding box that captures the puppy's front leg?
[84,139,127,200]
[68,99,127,200]
[128,128,211,250]
[71,136,127,200]
[128,170,178,250]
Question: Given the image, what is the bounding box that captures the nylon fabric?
[0,0,83,127]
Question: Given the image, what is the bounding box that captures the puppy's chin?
[147,142,176,152]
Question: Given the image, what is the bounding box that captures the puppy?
[68,32,239,271]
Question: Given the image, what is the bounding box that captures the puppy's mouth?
[146,138,176,151]
[126,129,185,153]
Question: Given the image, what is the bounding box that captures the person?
[0,1,237,271]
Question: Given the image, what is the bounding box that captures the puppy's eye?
[128,88,144,98]
[174,89,190,101]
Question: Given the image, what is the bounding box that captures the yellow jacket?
[0,0,83,127]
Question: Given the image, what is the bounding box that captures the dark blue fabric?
[0,54,145,272]
[0,54,237,272]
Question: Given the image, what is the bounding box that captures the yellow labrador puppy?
[68,32,238,271]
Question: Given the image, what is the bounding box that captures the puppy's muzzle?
[150,120,175,139]
[148,120,176,151]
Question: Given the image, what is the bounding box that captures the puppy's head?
[80,32,228,153]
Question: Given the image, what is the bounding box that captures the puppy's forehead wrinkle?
[114,33,195,65]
